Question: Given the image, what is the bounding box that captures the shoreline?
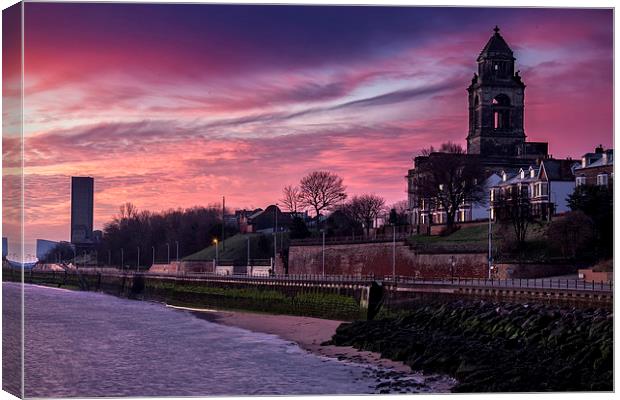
[183,306,414,373]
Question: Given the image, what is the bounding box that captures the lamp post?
[392,224,396,282]
[274,203,278,274]
[175,240,179,262]
[488,207,493,279]
[136,247,140,272]
[247,236,251,268]
[213,238,219,266]
[321,229,326,276]
[166,243,170,264]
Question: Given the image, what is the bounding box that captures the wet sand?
[185,307,413,373]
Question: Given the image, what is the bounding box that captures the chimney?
[595,145,604,154]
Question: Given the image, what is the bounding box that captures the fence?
[290,233,410,247]
[13,267,611,292]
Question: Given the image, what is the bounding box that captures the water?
[4,283,452,397]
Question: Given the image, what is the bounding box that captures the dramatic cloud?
[4,3,612,252]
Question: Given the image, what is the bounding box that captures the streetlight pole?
[175,241,179,262]
[488,207,493,279]
[213,239,219,266]
[274,203,278,274]
[166,243,170,264]
[392,224,396,281]
[137,247,140,272]
[322,229,326,276]
[247,236,251,268]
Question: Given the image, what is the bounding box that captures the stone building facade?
[407,27,549,230]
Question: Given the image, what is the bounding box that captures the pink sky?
[1,4,613,254]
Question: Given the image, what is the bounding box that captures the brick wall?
[494,263,578,279]
[288,242,488,278]
[578,269,613,281]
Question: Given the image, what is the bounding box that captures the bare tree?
[494,186,532,250]
[118,202,138,220]
[281,185,302,214]
[298,171,347,227]
[347,194,386,237]
[412,142,485,233]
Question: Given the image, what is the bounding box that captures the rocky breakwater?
[325,300,612,392]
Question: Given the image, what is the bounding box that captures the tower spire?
[493,25,500,34]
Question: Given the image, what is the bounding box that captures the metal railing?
[12,267,613,293]
[290,233,410,246]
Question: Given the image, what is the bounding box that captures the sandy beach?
[184,307,413,373]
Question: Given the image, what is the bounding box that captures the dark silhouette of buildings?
[71,177,94,244]
[407,27,550,228]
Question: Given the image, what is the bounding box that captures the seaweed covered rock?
[326,300,612,392]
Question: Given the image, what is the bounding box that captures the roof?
[478,26,514,61]
[539,159,579,181]
[575,149,613,171]
[494,159,577,187]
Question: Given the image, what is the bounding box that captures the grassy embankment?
[408,222,557,262]
[146,279,361,320]
[183,233,289,263]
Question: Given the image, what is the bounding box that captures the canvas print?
[1,1,614,398]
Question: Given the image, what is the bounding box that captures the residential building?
[490,158,579,220]
[247,205,291,233]
[573,146,613,188]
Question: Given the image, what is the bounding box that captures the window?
[597,173,609,186]
[492,94,511,130]
[576,176,586,186]
[533,182,548,197]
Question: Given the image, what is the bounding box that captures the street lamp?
[166,243,170,264]
[274,203,278,274]
[392,224,396,282]
[488,207,493,279]
[321,229,326,276]
[213,238,219,266]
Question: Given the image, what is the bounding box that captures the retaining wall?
[495,263,579,279]
[288,242,488,278]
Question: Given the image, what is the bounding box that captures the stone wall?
[578,269,613,282]
[494,262,578,279]
[288,242,488,278]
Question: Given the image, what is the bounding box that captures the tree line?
[93,203,237,267]
[281,170,408,238]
